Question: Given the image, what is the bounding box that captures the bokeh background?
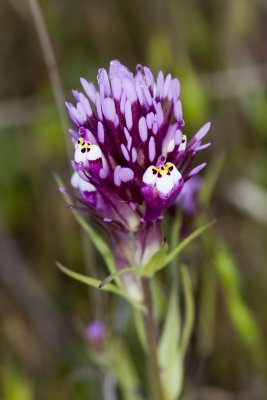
[1,0,267,399]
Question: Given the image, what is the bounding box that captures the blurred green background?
[0,0,267,399]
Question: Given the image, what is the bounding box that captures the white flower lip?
[142,163,182,196]
[71,172,96,192]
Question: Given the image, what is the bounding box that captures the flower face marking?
[76,137,92,153]
[142,162,182,196]
[75,138,102,164]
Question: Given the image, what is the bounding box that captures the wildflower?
[64,60,210,291]
[86,320,105,343]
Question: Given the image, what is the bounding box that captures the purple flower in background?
[177,176,202,215]
[64,60,210,281]
[86,320,105,343]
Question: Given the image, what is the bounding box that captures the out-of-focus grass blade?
[163,220,215,268]
[133,309,146,351]
[110,340,144,400]
[158,280,180,364]
[197,265,217,357]
[180,265,195,358]
[199,152,225,206]
[2,365,33,400]
[179,65,208,126]
[158,279,183,400]
[214,245,266,372]
[141,222,214,279]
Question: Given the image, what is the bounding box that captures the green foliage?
[164,220,215,267]
[141,241,168,277]
[158,280,183,400]
[158,265,195,400]
[199,152,225,206]
[109,341,143,400]
[179,65,208,127]
[179,266,195,359]
[1,365,34,400]
[98,221,214,288]
[56,262,145,311]
[214,243,266,372]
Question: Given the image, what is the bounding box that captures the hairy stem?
[142,278,165,400]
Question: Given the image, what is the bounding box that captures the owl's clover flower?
[64,60,210,283]
[66,60,210,228]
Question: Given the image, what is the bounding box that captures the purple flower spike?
[64,60,210,273]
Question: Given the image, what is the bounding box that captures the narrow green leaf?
[158,280,183,400]
[56,261,101,288]
[163,220,215,268]
[74,213,117,274]
[197,266,216,357]
[141,241,168,277]
[110,340,143,400]
[54,173,117,275]
[161,358,183,400]
[158,280,180,366]
[133,310,146,351]
[180,265,195,358]
[56,262,145,311]
[99,267,141,289]
[214,245,266,371]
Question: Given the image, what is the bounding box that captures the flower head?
[65,60,210,232]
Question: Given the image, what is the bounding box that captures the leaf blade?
[56,262,145,311]
[99,267,141,289]
[163,220,216,268]
[141,241,168,277]
[180,265,195,358]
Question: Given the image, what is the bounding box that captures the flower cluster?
[65,60,210,236]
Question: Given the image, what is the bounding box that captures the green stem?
[142,278,165,400]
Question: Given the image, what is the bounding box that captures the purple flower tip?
[102,98,116,122]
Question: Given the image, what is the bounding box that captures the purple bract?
[65,60,210,230]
